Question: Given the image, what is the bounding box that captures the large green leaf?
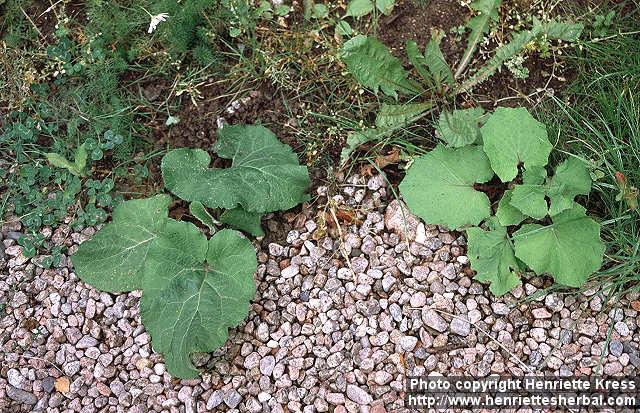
[162,125,310,213]
[72,195,172,292]
[466,219,521,295]
[141,228,256,378]
[345,0,373,17]
[512,205,604,287]
[480,107,552,182]
[546,158,591,216]
[436,107,484,147]
[220,208,264,237]
[73,197,258,378]
[399,145,494,229]
[375,0,395,15]
[495,189,526,226]
[341,35,421,98]
[509,166,549,220]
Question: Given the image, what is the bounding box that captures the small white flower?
[148,13,169,34]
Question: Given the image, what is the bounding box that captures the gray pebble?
[260,355,276,376]
[42,376,55,393]
[382,275,396,292]
[450,318,471,337]
[491,303,510,315]
[64,361,81,376]
[7,231,22,240]
[7,385,38,404]
[76,335,98,349]
[422,309,447,332]
[346,384,372,405]
[614,321,630,337]
[399,336,418,351]
[7,368,24,388]
[224,389,242,408]
[610,340,624,357]
[207,390,224,409]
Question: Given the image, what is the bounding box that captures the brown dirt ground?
[376,0,578,108]
[152,83,304,153]
[377,0,469,65]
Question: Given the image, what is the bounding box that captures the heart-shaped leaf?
[508,160,591,220]
[73,197,257,378]
[512,205,604,287]
[399,145,494,229]
[546,158,591,216]
[162,125,310,213]
[495,189,526,226]
[509,166,548,220]
[141,227,256,378]
[481,107,552,182]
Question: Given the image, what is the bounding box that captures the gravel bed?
[1,173,639,412]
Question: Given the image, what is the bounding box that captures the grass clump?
[540,6,640,299]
